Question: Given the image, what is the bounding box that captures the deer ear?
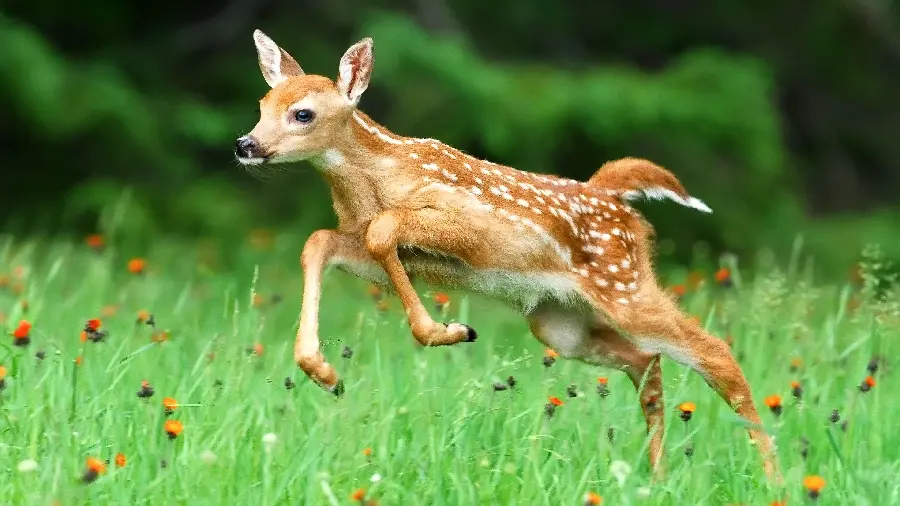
[337,37,374,105]
[253,29,304,88]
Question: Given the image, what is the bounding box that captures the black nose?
[235,136,259,158]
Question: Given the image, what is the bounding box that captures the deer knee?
[365,212,400,260]
[301,229,335,269]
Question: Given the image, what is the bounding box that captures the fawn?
[235,30,779,480]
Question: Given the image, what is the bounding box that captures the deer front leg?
[296,229,370,396]
[365,210,477,346]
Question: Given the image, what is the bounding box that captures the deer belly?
[399,249,582,314]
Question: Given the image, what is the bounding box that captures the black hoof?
[442,322,477,342]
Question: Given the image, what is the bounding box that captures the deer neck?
[309,111,420,231]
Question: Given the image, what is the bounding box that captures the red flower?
[128,258,146,274]
[13,320,31,339]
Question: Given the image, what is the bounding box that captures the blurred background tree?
[1,1,898,277]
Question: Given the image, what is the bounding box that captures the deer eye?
[294,109,315,123]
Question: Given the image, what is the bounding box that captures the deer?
[235,30,780,481]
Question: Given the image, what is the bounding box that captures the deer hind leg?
[527,305,666,476]
[599,288,780,480]
[296,229,372,396]
[365,210,476,346]
[589,326,666,477]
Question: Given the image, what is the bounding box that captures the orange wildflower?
[671,284,687,297]
[596,376,610,397]
[860,375,876,392]
[85,319,102,332]
[74,356,83,366]
[127,258,146,274]
[85,234,105,250]
[351,488,366,501]
[367,284,382,300]
[13,320,32,347]
[251,343,264,356]
[252,293,264,308]
[136,309,151,324]
[544,348,559,358]
[791,380,803,399]
[164,419,183,439]
[548,396,564,406]
[80,331,88,343]
[86,456,107,474]
[0,364,6,380]
[162,397,178,414]
[803,475,826,499]
[789,357,803,371]
[765,395,783,416]
[434,292,450,308]
[714,267,731,283]
[101,305,119,317]
[584,492,603,505]
[114,453,126,468]
[679,402,696,421]
[151,330,171,343]
[362,447,373,457]
[13,320,31,338]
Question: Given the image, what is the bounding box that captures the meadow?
[0,231,896,506]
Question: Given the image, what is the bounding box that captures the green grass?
[0,233,897,505]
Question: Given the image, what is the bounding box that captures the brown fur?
[236,31,781,482]
[588,157,690,199]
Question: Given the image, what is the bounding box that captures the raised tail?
[587,157,712,213]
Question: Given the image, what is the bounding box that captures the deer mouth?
[236,155,268,166]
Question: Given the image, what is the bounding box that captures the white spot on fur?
[353,113,404,145]
[320,149,345,167]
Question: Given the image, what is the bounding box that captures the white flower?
[262,432,278,446]
[609,460,632,487]
[370,473,382,483]
[636,486,651,499]
[17,459,38,473]
[200,449,217,465]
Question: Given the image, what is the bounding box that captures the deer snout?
[235,135,264,162]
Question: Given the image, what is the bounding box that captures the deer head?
[235,30,374,166]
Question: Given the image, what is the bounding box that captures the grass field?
[0,232,897,505]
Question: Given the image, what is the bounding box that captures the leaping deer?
[235,31,779,480]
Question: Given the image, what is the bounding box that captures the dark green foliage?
[1,5,898,276]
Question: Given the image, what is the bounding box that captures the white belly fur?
[329,254,586,315]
